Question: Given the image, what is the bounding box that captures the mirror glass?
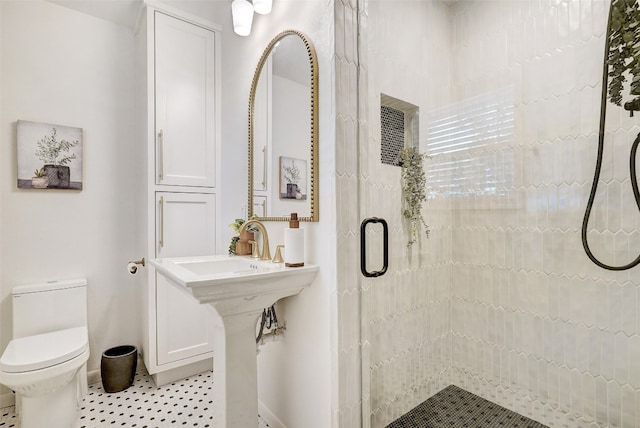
[248,30,318,222]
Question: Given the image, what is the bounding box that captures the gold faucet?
[239,220,271,261]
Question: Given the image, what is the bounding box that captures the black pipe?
[581,0,640,271]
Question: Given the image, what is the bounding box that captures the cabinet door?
[155,192,215,365]
[253,195,268,217]
[156,192,216,258]
[155,12,216,187]
[156,274,214,365]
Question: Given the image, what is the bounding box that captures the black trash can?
[101,345,137,393]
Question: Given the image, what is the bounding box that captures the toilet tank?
[12,278,87,339]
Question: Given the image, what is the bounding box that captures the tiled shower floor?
[0,367,270,428]
[386,385,549,428]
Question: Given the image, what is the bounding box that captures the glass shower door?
[358,1,455,427]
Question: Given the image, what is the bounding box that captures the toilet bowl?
[0,279,89,428]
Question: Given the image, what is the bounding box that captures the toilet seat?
[0,326,88,373]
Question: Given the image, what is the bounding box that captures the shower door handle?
[360,217,388,278]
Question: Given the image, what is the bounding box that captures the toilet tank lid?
[12,278,87,295]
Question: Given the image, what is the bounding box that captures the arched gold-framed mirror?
[247,29,319,222]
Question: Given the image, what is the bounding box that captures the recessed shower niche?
[380,94,419,165]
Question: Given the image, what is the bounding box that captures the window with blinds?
[424,87,514,197]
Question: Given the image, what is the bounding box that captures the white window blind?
[425,87,514,197]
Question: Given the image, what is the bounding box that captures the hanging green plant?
[400,147,430,247]
[607,0,640,106]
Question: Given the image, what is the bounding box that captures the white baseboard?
[87,368,101,386]
[0,391,14,409]
[151,358,213,387]
[258,400,286,428]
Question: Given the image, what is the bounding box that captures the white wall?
[0,0,143,395]
[242,3,335,427]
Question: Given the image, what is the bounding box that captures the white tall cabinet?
[139,4,221,386]
[154,12,217,188]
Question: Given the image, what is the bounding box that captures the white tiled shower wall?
[448,1,640,427]
[334,0,365,425]
[337,0,640,427]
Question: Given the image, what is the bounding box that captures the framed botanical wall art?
[17,120,83,190]
[279,156,307,200]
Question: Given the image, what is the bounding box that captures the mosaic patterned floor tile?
[386,385,549,428]
[0,367,270,428]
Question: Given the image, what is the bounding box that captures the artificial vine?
[400,147,430,247]
[607,0,640,106]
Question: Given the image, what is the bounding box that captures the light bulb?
[253,0,272,15]
[232,0,254,36]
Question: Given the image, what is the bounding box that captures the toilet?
[0,278,90,428]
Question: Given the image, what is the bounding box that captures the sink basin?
[149,255,317,311]
[151,255,279,280]
[149,254,318,428]
[176,258,267,275]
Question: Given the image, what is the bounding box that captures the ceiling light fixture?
[253,0,273,15]
[232,0,254,37]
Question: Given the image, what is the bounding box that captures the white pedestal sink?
[149,255,318,428]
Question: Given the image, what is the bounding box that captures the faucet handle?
[249,240,260,258]
[272,245,285,263]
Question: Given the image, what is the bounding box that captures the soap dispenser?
[284,213,304,267]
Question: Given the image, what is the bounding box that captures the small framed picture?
[17,120,83,190]
[279,156,307,200]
